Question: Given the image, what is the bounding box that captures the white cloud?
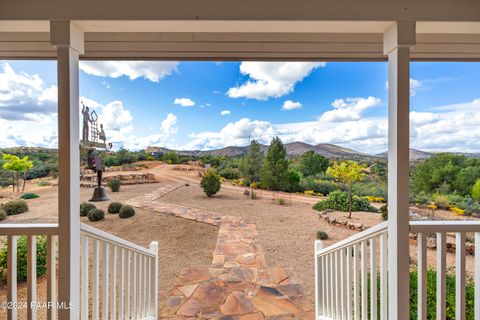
[319,96,381,122]
[410,79,422,96]
[0,62,57,121]
[220,110,231,116]
[181,97,480,154]
[79,61,178,82]
[174,98,195,107]
[282,100,302,110]
[122,113,178,150]
[227,62,326,100]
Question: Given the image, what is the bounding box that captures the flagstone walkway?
[126,185,314,319]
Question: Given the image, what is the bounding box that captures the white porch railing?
[315,220,480,320]
[0,223,158,320]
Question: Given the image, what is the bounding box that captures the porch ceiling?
[0,21,480,61]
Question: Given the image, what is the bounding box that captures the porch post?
[383,21,415,320]
[50,20,84,320]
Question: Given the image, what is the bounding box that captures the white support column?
[50,20,84,320]
[383,21,415,320]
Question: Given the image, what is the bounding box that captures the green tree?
[163,151,180,164]
[327,160,367,218]
[260,137,289,191]
[298,151,329,177]
[284,170,301,192]
[200,169,221,197]
[472,179,480,201]
[239,140,264,183]
[2,154,33,192]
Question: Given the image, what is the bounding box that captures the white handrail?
[0,223,59,236]
[410,220,480,233]
[316,221,388,257]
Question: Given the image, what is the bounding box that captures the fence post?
[315,240,323,320]
[149,241,159,319]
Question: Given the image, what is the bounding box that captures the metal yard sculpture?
[80,102,110,201]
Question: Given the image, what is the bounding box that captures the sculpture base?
[89,187,110,202]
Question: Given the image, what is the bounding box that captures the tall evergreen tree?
[239,140,263,183]
[261,137,289,191]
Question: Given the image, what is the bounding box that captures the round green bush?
[0,209,6,221]
[2,200,29,215]
[312,190,377,213]
[119,205,135,219]
[20,193,40,200]
[317,230,328,240]
[200,169,221,197]
[108,179,122,192]
[80,202,96,217]
[87,208,105,222]
[108,202,123,214]
[277,198,286,205]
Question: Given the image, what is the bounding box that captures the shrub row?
[80,202,135,221]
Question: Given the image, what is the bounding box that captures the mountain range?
[147,142,480,162]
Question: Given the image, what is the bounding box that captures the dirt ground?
[0,162,478,312]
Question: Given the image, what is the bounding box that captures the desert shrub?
[37,180,49,187]
[366,196,385,203]
[108,179,122,192]
[20,192,39,199]
[450,206,465,215]
[119,205,135,218]
[312,190,377,213]
[146,156,155,161]
[1,200,29,215]
[0,235,48,283]
[0,209,6,221]
[87,209,105,222]
[251,191,258,200]
[200,169,221,197]
[80,202,96,217]
[277,198,286,205]
[317,231,328,240]
[415,192,430,206]
[108,202,123,214]
[300,177,337,195]
[250,182,259,189]
[380,204,388,221]
[218,166,241,180]
[432,194,450,210]
[351,180,387,199]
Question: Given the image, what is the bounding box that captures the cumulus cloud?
[181,97,480,154]
[220,110,231,116]
[79,61,178,82]
[0,62,57,121]
[174,98,195,107]
[227,62,326,100]
[319,96,381,122]
[282,100,302,110]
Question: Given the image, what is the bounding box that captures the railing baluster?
[353,243,360,320]
[7,235,18,320]
[46,235,57,320]
[330,253,335,318]
[92,239,100,320]
[340,248,346,320]
[143,255,148,317]
[346,246,352,320]
[132,252,137,319]
[336,251,341,318]
[81,236,89,320]
[361,241,367,320]
[418,232,427,320]
[27,235,37,320]
[370,237,377,320]
[475,232,480,320]
[150,242,159,319]
[436,232,446,320]
[127,251,131,319]
[379,232,388,320]
[102,242,109,320]
[138,253,143,319]
[315,240,322,317]
[111,245,117,320]
[119,248,125,320]
[456,232,466,320]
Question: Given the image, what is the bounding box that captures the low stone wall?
[319,213,371,232]
[80,173,159,188]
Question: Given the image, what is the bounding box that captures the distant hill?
[376,148,480,162]
[146,142,378,161]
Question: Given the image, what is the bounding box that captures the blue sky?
[0,60,479,154]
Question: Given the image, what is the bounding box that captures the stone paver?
[127,188,314,319]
